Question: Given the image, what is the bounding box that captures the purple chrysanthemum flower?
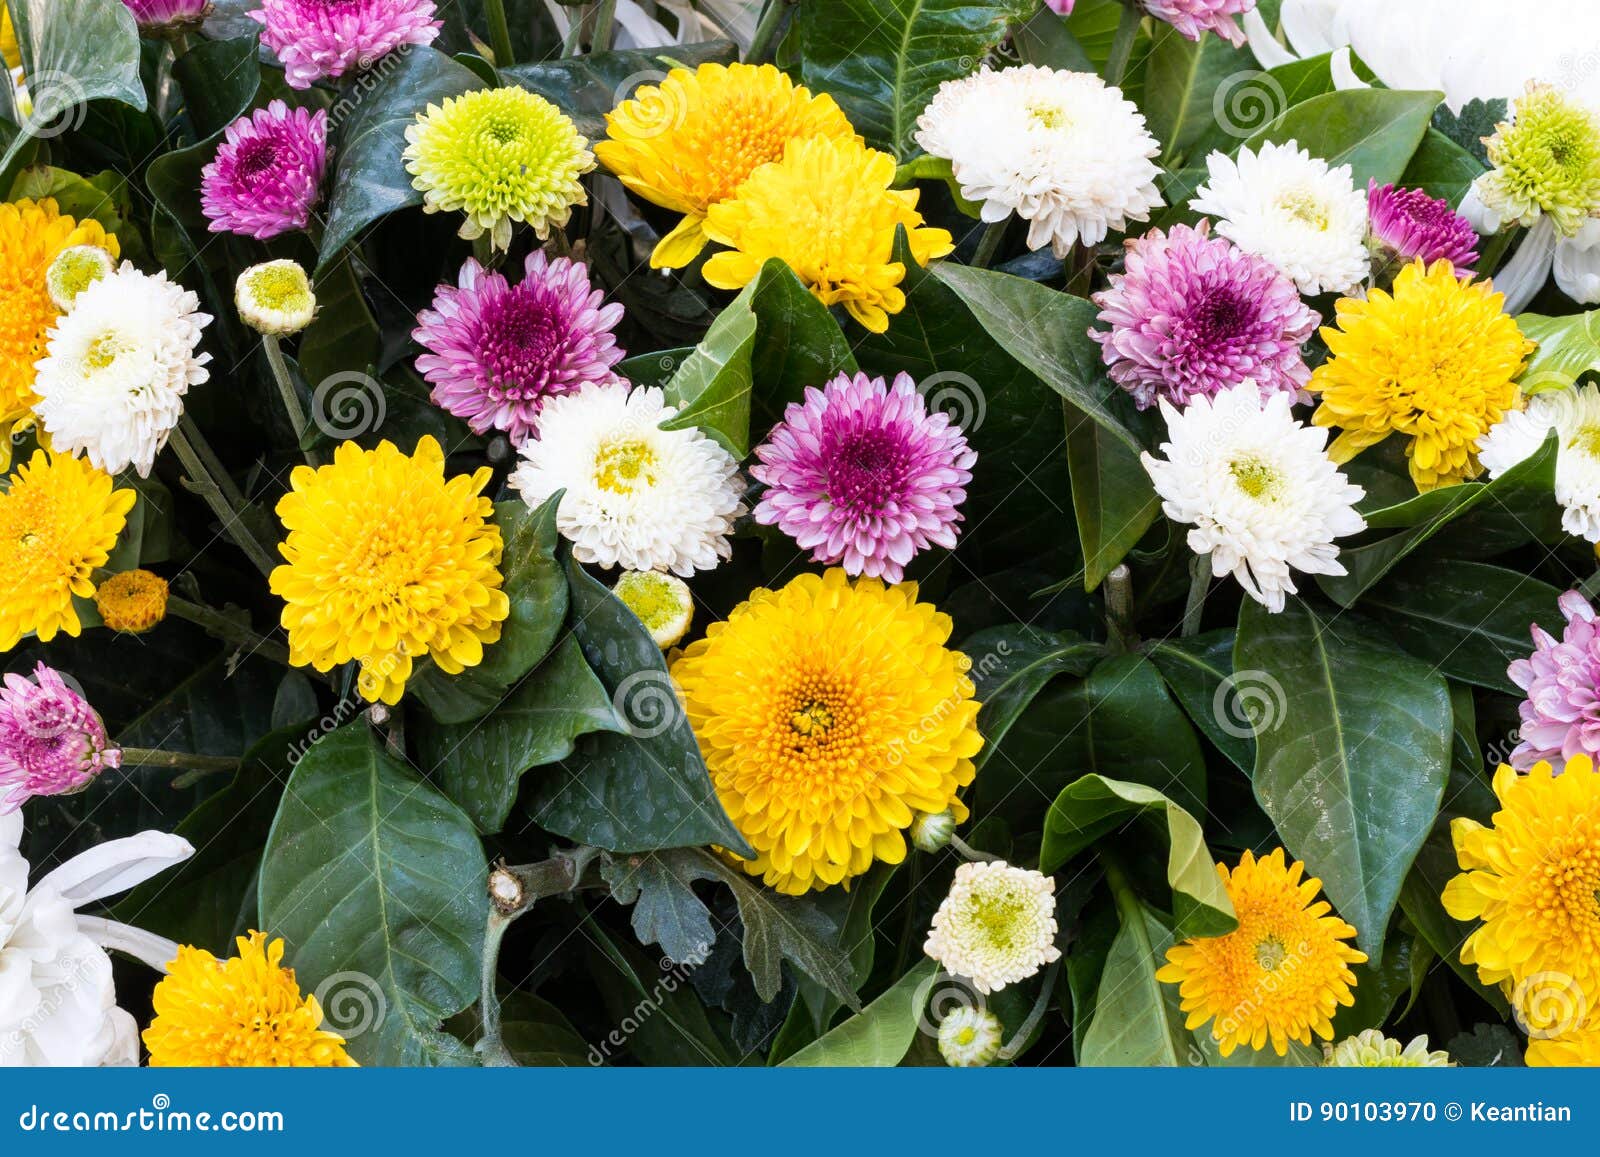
[200,100,328,240]
[1367,180,1480,271]
[1045,0,1075,13]
[1145,0,1254,46]
[413,252,626,444]
[0,664,120,814]
[1509,590,1600,771]
[250,0,442,90]
[1091,221,1317,410]
[751,372,976,583]
[122,0,212,31]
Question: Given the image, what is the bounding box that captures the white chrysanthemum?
[1141,381,1367,613]
[509,382,745,576]
[1189,140,1369,295]
[923,861,1060,995]
[613,569,695,648]
[1323,1029,1453,1067]
[45,245,115,312]
[1478,383,1600,541]
[0,811,191,1067]
[937,1005,1004,1068]
[33,265,212,478]
[236,259,317,336]
[913,65,1163,258]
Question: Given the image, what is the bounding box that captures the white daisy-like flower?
[937,1005,1004,1068]
[1478,384,1600,541]
[33,265,212,478]
[1323,1029,1452,1068]
[508,382,745,576]
[1141,380,1367,613]
[923,860,1060,995]
[1189,140,1369,296]
[913,65,1163,258]
[236,259,318,336]
[1,810,191,1067]
[612,570,695,648]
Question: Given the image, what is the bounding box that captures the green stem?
[165,594,297,671]
[1101,851,1139,923]
[120,747,240,774]
[484,0,515,66]
[1103,2,1142,88]
[561,8,585,56]
[1102,563,1137,653]
[949,834,1000,863]
[1181,555,1210,638]
[970,219,1008,269]
[168,423,279,578]
[746,0,791,64]
[261,335,320,467]
[590,0,618,52]
[996,961,1059,1063]
[1477,226,1519,277]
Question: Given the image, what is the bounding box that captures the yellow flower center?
[1230,455,1282,499]
[1028,102,1069,130]
[593,437,659,494]
[85,331,127,371]
[243,263,313,313]
[1572,423,1600,459]
[1276,187,1329,230]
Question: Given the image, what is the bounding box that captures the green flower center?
[244,265,314,314]
[1276,188,1329,230]
[1571,423,1600,459]
[790,700,835,737]
[1028,103,1069,130]
[1255,935,1288,972]
[1229,455,1283,500]
[85,332,129,371]
[592,438,659,494]
[613,571,686,634]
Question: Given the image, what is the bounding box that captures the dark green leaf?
[1235,599,1451,958]
[1143,22,1253,164]
[502,41,738,140]
[1401,128,1484,206]
[1242,88,1442,186]
[780,960,937,1067]
[958,625,1102,771]
[259,724,487,1065]
[1064,399,1159,590]
[296,256,381,391]
[1146,631,1255,774]
[1079,899,1187,1067]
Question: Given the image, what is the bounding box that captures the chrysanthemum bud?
[937,1006,1004,1068]
[1323,1029,1452,1068]
[94,569,169,634]
[236,260,317,336]
[613,570,694,649]
[0,662,121,811]
[911,808,956,853]
[45,245,116,312]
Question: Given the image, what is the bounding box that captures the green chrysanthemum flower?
[403,86,594,251]
[1322,1030,1453,1068]
[1475,82,1600,236]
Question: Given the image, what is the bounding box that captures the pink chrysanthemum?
[250,0,441,90]
[200,101,328,241]
[1367,181,1480,271]
[751,371,976,583]
[0,663,120,813]
[122,0,211,31]
[1145,0,1254,46]
[413,252,626,444]
[1092,221,1317,410]
[1045,0,1075,12]
[1509,590,1600,771]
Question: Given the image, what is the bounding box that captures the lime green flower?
[403,86,594,251]
[1474,82,1600,237]
[1323,1030,1452,1068]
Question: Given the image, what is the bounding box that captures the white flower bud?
[911,808,956,852]
[236,260,317,336]
[937,1006,1003,1068]
[45,245,116,312]
[613,570,694,649]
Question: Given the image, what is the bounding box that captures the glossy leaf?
[1079,900,1187,1067]
[1242,88,1442,186]
[780,960,937,1067]
[1143,22,1253,164]
[959,625,1103,771]
[1146,631,1255,775]
[1519,310,1600,390]
[501,41,737,140]
[1235,599,1451,958]
[1064,399,1160,591]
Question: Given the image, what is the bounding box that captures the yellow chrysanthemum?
[670,568,982,894]
[1525,1011,1600,1067]
[1442,758,1600,1007]
[1308,259,1533,491]
[0,9,18,71]
[702,135,955,334]
[95,568,169,634]
[402,86,594,252]
[269,435,510,705]
[595,61,858,269]
[0,450,134,651]
[143,932,357,1067]
[1156,848,1367,1057]
[0,199,120,468]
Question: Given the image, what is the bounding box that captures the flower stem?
[1477,226,1519,277]
[590,0,618,52]
[971,219,1008,269]
[165,594,297,672]
[261,335,320,467]
[1103,3,1142,88]
[949,834,1000,863]
[168,422,280,579]
[119,747,240,774]
[996,961,1059,1062]
[1103,563,1138,653]
[1181,554,1210,637]
[747,0,792,64]
[484,0,515,66]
